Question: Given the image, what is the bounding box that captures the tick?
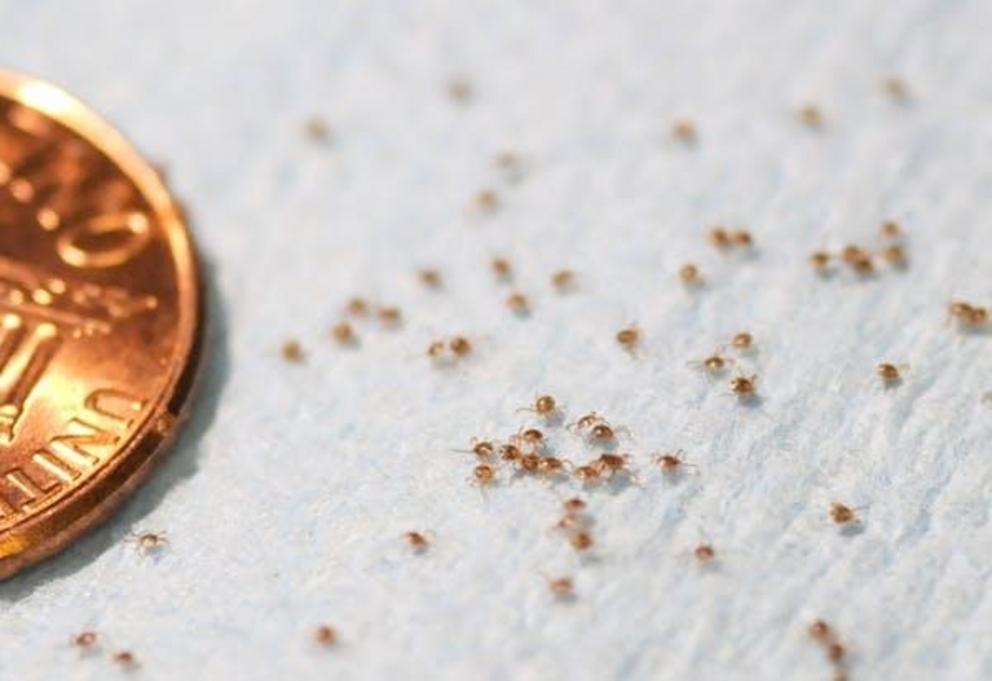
[403,531,431,552]
[314,625,338,647]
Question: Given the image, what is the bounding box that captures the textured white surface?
[1,1,991,679]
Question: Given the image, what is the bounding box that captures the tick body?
[551,269,576,291]
[881,244,907,268]
[555,513,586,532]
[570,532,594,552]
[969,307,989,327]
[829,502,858,525]
[332,322,356,345]
[694,544,716,563]
[672,120,697,144]
[475,189,500,212]
[570,412,604,433]
[491,257,513,280]
[731,230,753,247]
[129,531,168,553]
[708,227,731,249]
[447,78,473,103]
[573,465,603,486]
[520,394,559,420]
[314,625,338,647]
[731,332,753,351]
[471,464,498,487]
[616,326,641,354]
[494,151,526,183]
[949,301,972,320]
[458,440,495,459]
[112,651,138,669]
[574,416,627,444]
[730,374,758,399]
[346,297,369,317]
[655,451,694,477]
[304,117,331,143]
[593,453,634,479]
[499,444,522,463]
[877,362,904,386]
[679,263,702,286]
[472,441,495,458]
[506,292,530,315]
[562,497,586,515]
[546,575,576,598]
[691,352,733,375]
[377,306,402,327]
[799,104,824,129]
[590,423,618,443]
[403,531,431,552]
[809,620,832,641]
[515,427,545,447]
[881,221,903,238]
[418,269,442,288]
[883,77,909,101]
[516,453,542,474]
[810,251,832,272]
[449,336,472,357]
[705,355,729,372]
[494,151,521,171]
[282,340,304,363]
[73,631,98,649]
[538,457,570,477]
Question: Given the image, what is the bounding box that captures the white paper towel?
[0,1,990,679]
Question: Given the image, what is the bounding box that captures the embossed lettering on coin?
[0,70,202,579]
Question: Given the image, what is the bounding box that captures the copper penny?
[0,70,203,579]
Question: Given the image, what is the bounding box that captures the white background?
[0,1,990,679]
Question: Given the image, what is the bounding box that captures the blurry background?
[1,1,991,679]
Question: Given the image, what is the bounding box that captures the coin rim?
[0,69,204,579]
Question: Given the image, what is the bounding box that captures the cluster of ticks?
[451,393,719,598]
[260,74,992,679]
[37,57,977,680]
[809,221,909,278]
[459,396,643,494]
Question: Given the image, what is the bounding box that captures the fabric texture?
[0,1,990,679]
